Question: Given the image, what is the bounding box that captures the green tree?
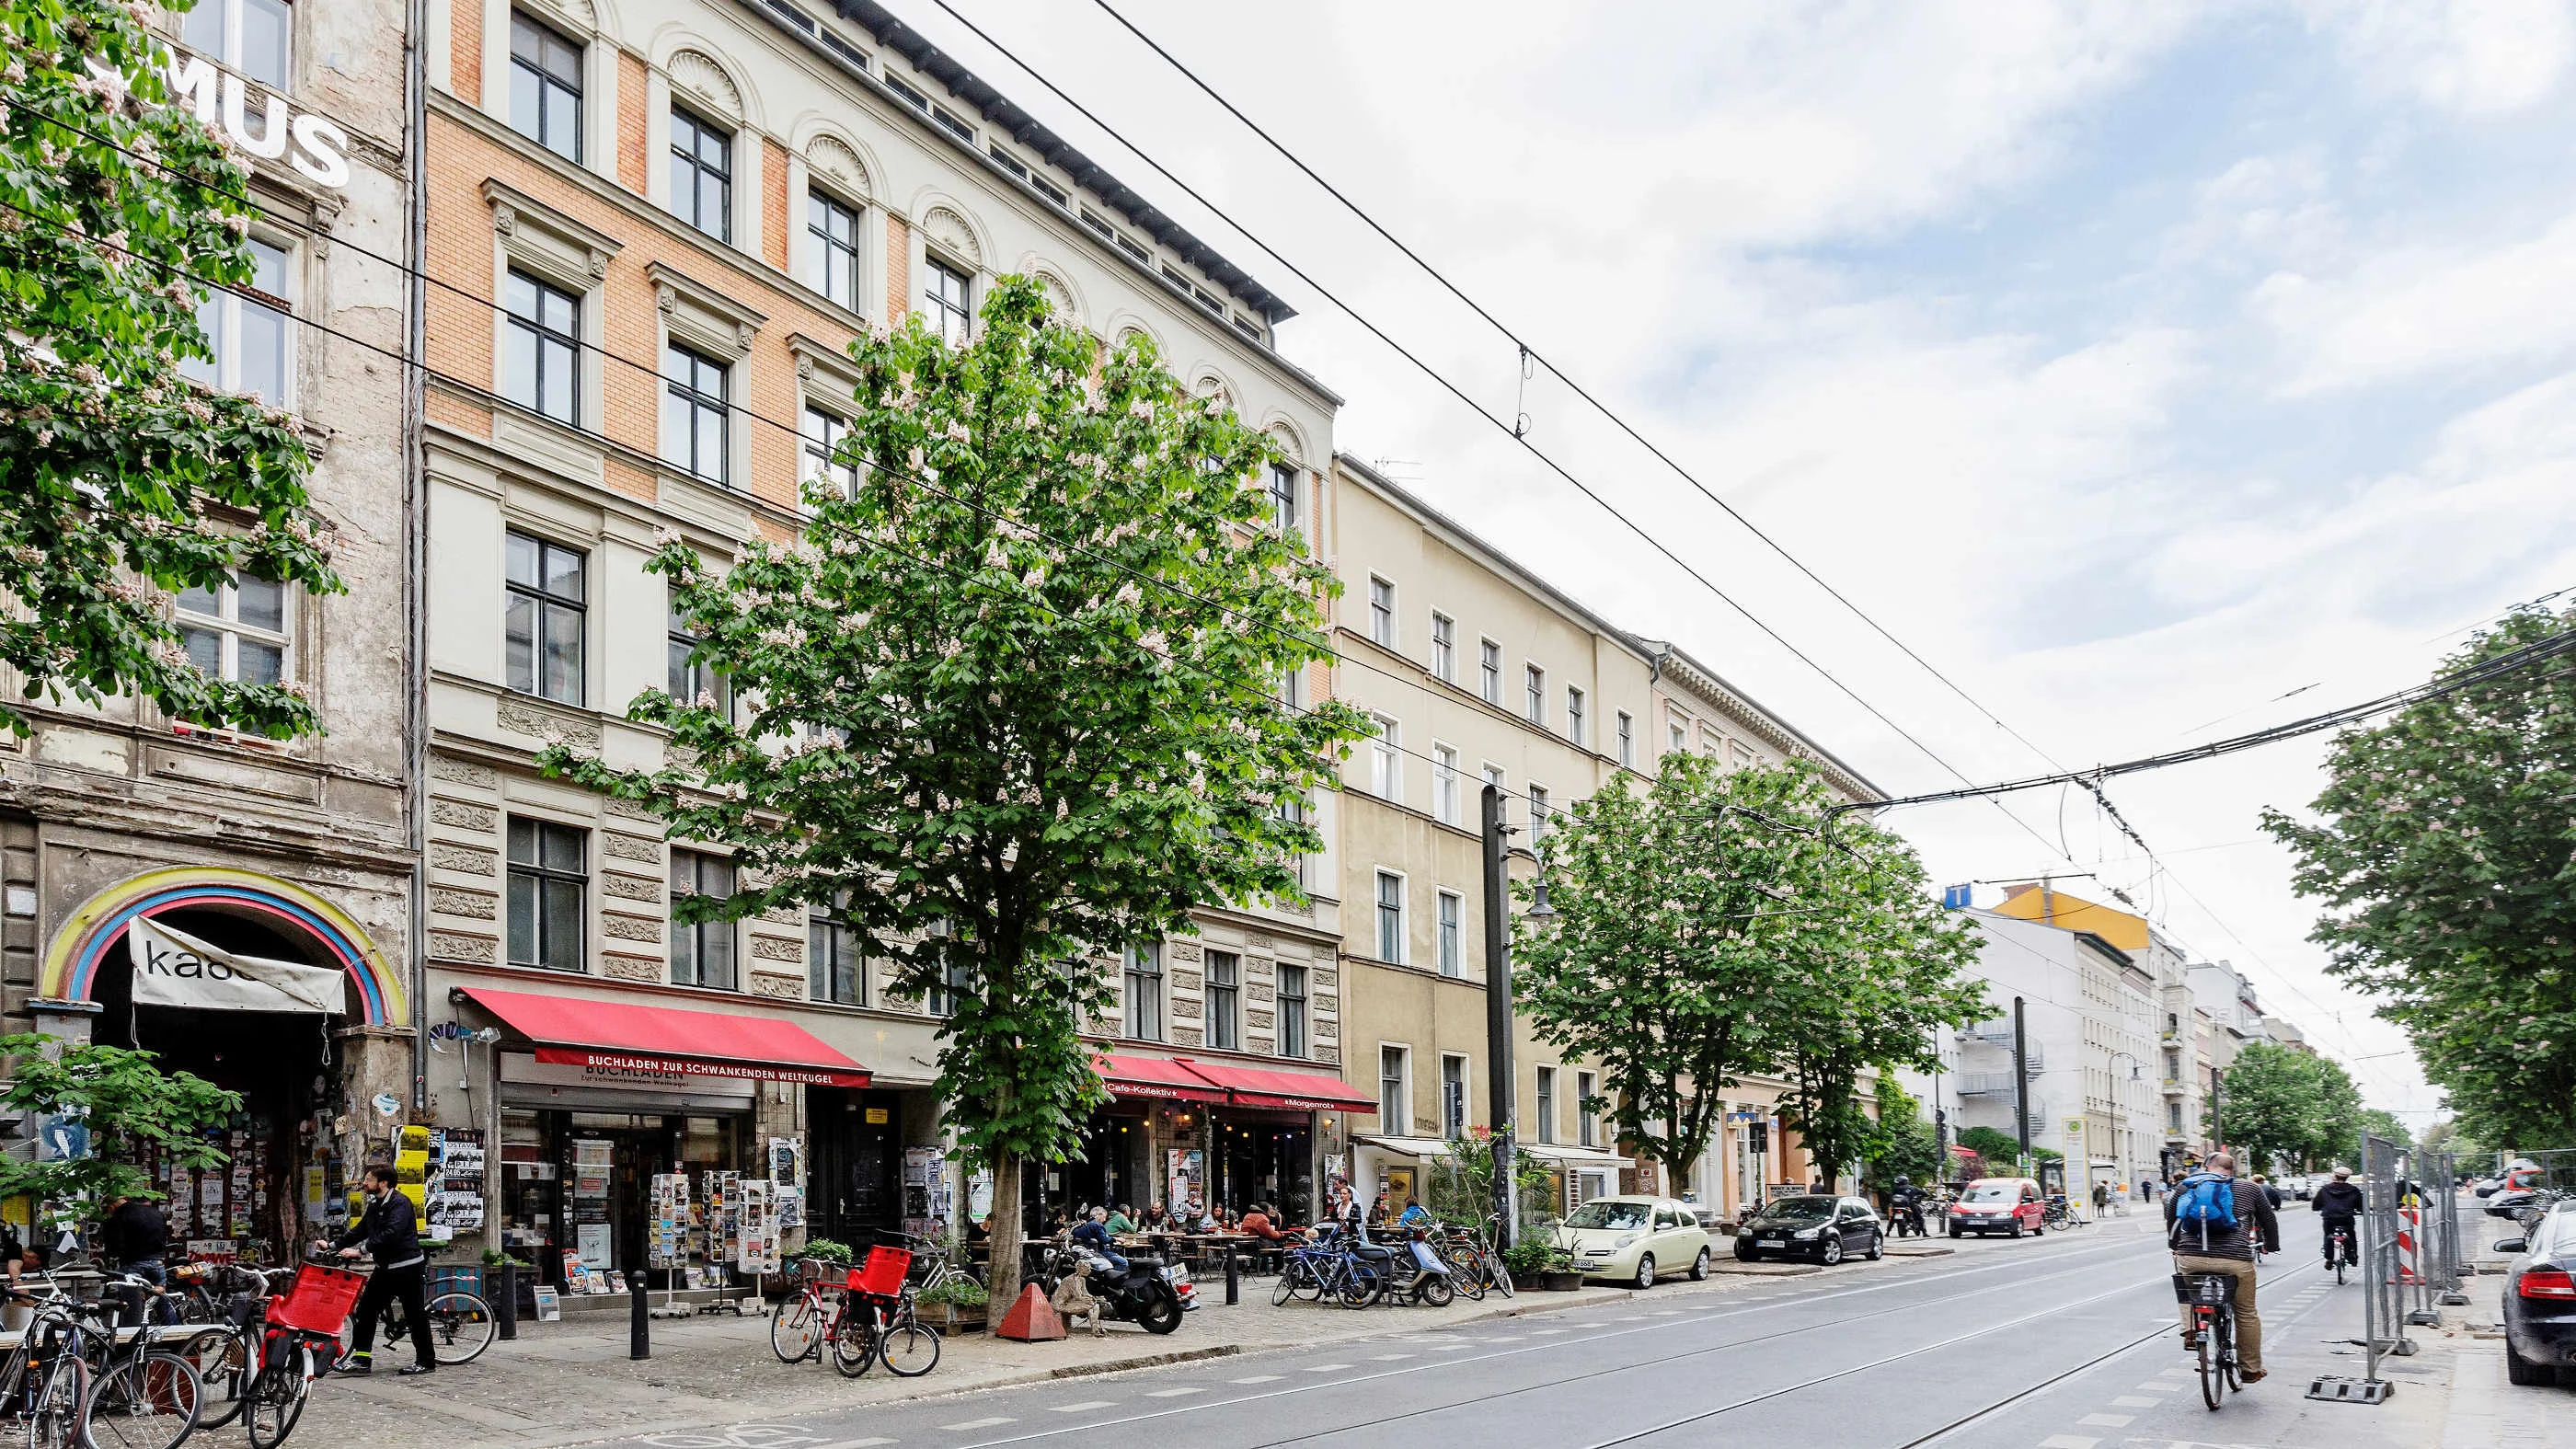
[1859,1077,1942,1198]
[0,1033,240,1219]
[2260,606,2576,1147]
[2214,1041,2352,1173]
[537,276,1367,1311]
[1957,1124,2060,1167]
[0,0,339,738]
[2355,1108,2413,1153]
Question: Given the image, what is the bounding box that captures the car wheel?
[1734,1242,1759,1262]
[1821,1236,1843,1266]
[2032,1219,2044,1236]
[1632,1254,1655,1290]
[2504,1340,2553,1386]
[1865,1231,1883,1261]
[1948,1225,1962,1239]
[2007,1220,2024,1239]
[1689,1248,1710,1282]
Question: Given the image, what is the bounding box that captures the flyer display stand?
[649,1173,693,1319]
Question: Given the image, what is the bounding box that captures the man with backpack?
[2166,1152,2280,1382]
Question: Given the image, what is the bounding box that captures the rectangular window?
[176,573,288,687]
[1205,949,1239,1052]
[661,343,730,483]
[1122,943,1163,1041]
[1436,890,1462,978]
[1442,1055,1467,1140]
[1375,871,1404,964]
[882,72,929,111]
[1369,716,1400,800]
[1483,764,1506,805]
[1432,745,1460,826]
[502,269,579,424]
[181,236,290,403]
[806,190,864,310]
[1528,785,1551,844]
[184,0,292,91]
[930,102,975,144]
[1276,789,1308,890]
[1117,235,1151,265]
[799,405,855,501]
[1276,964,1308,1059]
[669,105,732,242]
[1479,640,1502,705]
[666,592,728,717]
[1535,1066,1557,1144]
[509,11,583,162]
[1368,577,1395,648]
[1080,207,1116,241]
[926,951,972,1018]
[505,817,585,973]
[504,531,585,705]
[1577,1070,1599,1146]
[809,891,863,1005]
[1270,463,1300,535]
[1669,720,1687,756]
[985,142,1028,180]
[1430,613,1455,684]
[668,849,736,990]
[1616,711,1635,768]
[2168,1101,2183,1131]
[1524,664,1547,725]
[925,257,972,347]
[1379,1046,1408,1135]
[1567,687,1586,745]
[818,27,869,73]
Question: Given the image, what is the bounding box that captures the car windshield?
[1564,1201,1652,1230]
[1753,1197,1836,1222]
[1961,1184,2017,1203]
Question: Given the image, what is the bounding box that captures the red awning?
[1095,1052,1227,1103]
[1948,1144,1980,1158]
[1179,1060,1379,1113]
[461,986,870,1087]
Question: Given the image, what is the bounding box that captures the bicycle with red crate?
[206,1258,368,1448]
[829,1245,940,1379]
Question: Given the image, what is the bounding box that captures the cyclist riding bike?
[2166,1152,2280,1384]
[2311,1167,2364,1270]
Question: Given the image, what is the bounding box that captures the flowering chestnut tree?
[539,276,1368,1297]
[0,0,336,738]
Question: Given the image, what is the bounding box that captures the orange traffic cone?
[995,1282,1065,1341]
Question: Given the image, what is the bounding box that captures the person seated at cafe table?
[1105,1203,1137,1234]
[1397,1198,1434,1230]
[1239,1203,1287,1241]
[1073,1207,1129,1273]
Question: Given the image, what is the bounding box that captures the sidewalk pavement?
[292,1264,1821,1449]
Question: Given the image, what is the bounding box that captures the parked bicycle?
[770,1260,848,1364]
[1,1284,95,1449]
[827,1245,939,1379]
[1440,1217,1512,1302]
[368,1252,495,1367]
[2175,1271,2241,1409]
[74,1274,206,1449]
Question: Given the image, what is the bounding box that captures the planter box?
[1510,1270,1583,1292]
[918,1301,988,1331]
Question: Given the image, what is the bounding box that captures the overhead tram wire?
[1076,0,2078,780]
[912,0,2084,865]
[1,195,1543,811]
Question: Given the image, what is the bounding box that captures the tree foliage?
[1513,756,1987,1189]
[2214,1041,2363,1172]
[2260,606,2576,1148]
[0,1032,239,1210]
[537,275,1368,1303]
[0,0,338,737]
[1859,1077,1942,1195]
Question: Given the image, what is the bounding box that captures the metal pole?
[496,1261,518,1341]
[2011,997,2030,1160]
[1480,783,1518,1251]
[627,1268,649,1359]
[2208,1066,2221,1156]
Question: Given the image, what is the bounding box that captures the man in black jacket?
[2166,1153,2281,1383]
[2312,1167,2365,1270]
[100,1192,175,1325]
[325,1167,433,1376]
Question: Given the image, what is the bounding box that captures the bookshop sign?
[501,1053,755,1109]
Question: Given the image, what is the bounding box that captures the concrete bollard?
[496,1263,518,1341]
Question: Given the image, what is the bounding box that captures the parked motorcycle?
[1034,1238,1194,1334]
[1396,1225,1459,1307]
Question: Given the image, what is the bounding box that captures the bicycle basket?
[271,1263,367,1333]
[2172,1272,2236,1307]
[846,1248,912,1299]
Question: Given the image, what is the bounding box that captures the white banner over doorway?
[128,917,346,1015]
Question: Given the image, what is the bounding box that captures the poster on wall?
[968,1168,993,1222]
[1166,1149,1204,1213]
[768,1136,803,1188]
[576,1223,612,1277]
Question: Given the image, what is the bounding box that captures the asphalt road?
[612,1209,2465,1449]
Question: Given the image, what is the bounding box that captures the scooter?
[1036,1238,1194,1334]
[1397,1224,1458,1307]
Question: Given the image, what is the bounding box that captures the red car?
[1947,1178,2048,1238]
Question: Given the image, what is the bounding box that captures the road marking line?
[1303,1363,1350,1373]
[1423,1343,1472,1351]
[1144,1388,1203,1398]
[809,1440,897,1449]
[2037,1437,2099,1449]
[2076,1414,2133,1428]
[1367,1353,1415,1361]
[1527,1328,1568,1335]
[942,1420,1015,1432]
[2110,1395,2159,1407]
[1047,1403,1117,1413]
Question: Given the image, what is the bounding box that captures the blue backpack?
[2170,1172,2237,1251]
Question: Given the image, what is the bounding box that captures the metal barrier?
[2359,1132,2414,1385]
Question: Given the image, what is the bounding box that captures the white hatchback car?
[1554,1194,1713,1289]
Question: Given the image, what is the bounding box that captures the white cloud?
[2254,210,2576,393]
[2303,0,2576,114]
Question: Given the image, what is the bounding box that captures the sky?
[902,0,2576,1132]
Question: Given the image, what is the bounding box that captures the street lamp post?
[2104,1050,2145,1214]
[1480,782,1554,1251]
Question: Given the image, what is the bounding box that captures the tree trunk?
[984,1144,1025,1334]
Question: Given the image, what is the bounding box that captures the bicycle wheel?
[420,1293,496,1366]
[85,1351,203,1449]
[1455,1258,1487,1303]
[242,1350,311,1449]
[177,1329,247,1431]
[2220,1312,2240,1392]
[1488,1256,1514,1299]
[770,1297,822,1363]
[1270,1262,1304,1307]
[877,1320,941,1378]
[28,1356,90,1449]
[828,1314,877,1378]
[2196,1314,2224,1410]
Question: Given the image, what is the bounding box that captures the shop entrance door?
[811,1087,903,1247]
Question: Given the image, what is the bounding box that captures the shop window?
[1122,942,1163,1041]
[502,269,581,424]
[180,236,291,403]
[183,0,291,91]
[668,849,736,990]
[506,817,586,972]
[1441,1055,1466,1140]
[1535,1066,1557,1144]
[504,531,585,705]
[1205,950,1239,1052]
[1436,891,1461,977]
[926,954,972,1017]
[1577,1070,1599,1147]
[807,189,865,311]
[810,890,862,1006]
[666,592,728,718]
[661,342,730,484]
[670,103,732,242]
[1374,871,1404,965]
[1276,964,1307,1059]
[925,256,972,347]
[799,404,857,503]
[509,10,584,162]
[1379,1046,1408,1135]
[176,573,288,686]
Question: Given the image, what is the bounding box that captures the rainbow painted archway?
[40,867,406,1027]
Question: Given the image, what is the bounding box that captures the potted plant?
[915,1277,990,1330]
[1502,1236,1581,1292]
[798,1237,855,1279]
[1539,1248,1584,1293]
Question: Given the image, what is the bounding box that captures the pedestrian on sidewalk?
[324,1166,435,1377]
